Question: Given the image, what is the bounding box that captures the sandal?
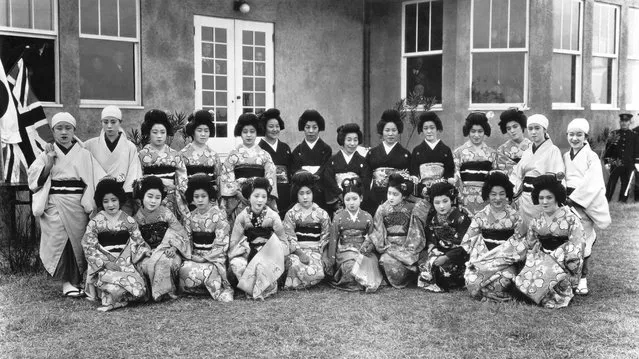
[575,278,589,296]
[63,288,86,298]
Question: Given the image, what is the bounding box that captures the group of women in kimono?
[27,103,611,311]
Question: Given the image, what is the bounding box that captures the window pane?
[255,62,265,76]
[255,47,265,62]
[243,93,253,106]
[202,59,214,74]
[570,0,580,51]
[216,92,227,107]
[215,28,227,43]
[431,1,443,50]
[202,91,214,106]
[215,60,226,74]
[10,0,30,28]
[0,0,8,26]
[242,30,253,45]
[34,0,53,30]
[202,27,213,42]
[551,53,576,103]
[216,108,227,122]
[243,61,253,76]
[81,0,99,35]
[202,75,214,90]
[552,0,562,48]
[202,43,213,58]
[215,44,226,59]
[416,2,430,52]
[255,31,265,46]
[0,36,56,102]
[509,0,527,48]
[406,55,442,103]
[471,52,525,103]
[628,9,639,57]
[100,0,118,36]
[80,38,135,101]
[120,0,137,37]
[626,60,639,106]
[560,0,571,51]
[404,3,416,53]
[606,7,616,54]
[216,76,227,91]
[216,123,227,137]
[473,0,490,48]
[243,77,253,91]
[255,77,265,92]
[242,46,253,60]
[491,0,508,48]
[255,93,265,107]
[591,56,612,104]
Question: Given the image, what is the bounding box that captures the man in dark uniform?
[604,113,639,202]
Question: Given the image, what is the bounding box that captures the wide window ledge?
[468,103,527,111]
[402,104,443,112]
[41,103,64,108]
[552,103,584,110]
[590,104,620,111]
[80,103,144,110]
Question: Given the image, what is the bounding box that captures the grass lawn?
[1,203,638,358]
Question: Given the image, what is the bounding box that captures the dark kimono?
[410,140,454,198]
[365,143,411,213]
[259,139,293,217]
[323,150,371,206]
[291,138,332,207]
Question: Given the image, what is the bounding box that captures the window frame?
[400,0,444,111]
[469,0,530,111]
[78,0,141,107]
[551,0,584,110]
[626,7,639,110]
[590,2,620,110]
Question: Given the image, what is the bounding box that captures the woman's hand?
[164,247,177,258]
[433,255,448,267]
[45,143,57,164]
[295,249,311,265]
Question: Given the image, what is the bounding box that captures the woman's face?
[150,124,167,147]
[538,189,558,215]
[433,195,452,216]
[343,192,362,213]
[250,188,268,212]
[241,125,257,147]
[528,124,546,145]
[469,125,485,145]
[342,133,359,155]
[382,122,399,145]
[489,185,508,211]
[192,189,211,210]
[567,130,586,151]
[304,121,320,142]
[297,186,313,209]
[102,193,120,216]
[265,119,280,141]
[386,186,404,206]
[142,189,162,212]
[421,121,439,142]
[194,124,210,146]
[53,122,75,147]
[102,118,121,138]
[506,121,524,142]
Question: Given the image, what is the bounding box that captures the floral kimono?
[326,209,376,291]
[138,144,188,219]
[515,207,585,309]
[453,141,497,215]
[228,206,294,299]
[134,206,191,301]
[179,142,221,193]
[418,207,472,290]
[371,200,423,288]
[259,139,293,217]
[496,138,532,177]
[82,211,150,308]
[461,205,527,301]
[282,203,331,289]
[179,205,234,302]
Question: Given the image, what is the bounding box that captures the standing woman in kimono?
[82,178,149,311]
[138,109,188,219]
[282,172,330,289]
[228,178,301,299]
[462,172,527,302]
[496,108,532,176]
[563,118,611,295]
[84,106,142,215]
[410,111,455,193]
[323,123,370,216]
[453,113,498,215]
[365,109,411,213]
[515,175,585,309]
[371,174,424,288]
[27,112,104,297]
[219,113,278,225]
[258,108,293,217]
[509,114,565,228]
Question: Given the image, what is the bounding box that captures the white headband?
[527,114,549,129]
[51,112,76,128]
[567,118,590,134]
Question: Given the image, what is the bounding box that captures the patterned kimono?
[282,203,331,289]
[138,144,188,219]
[134,206,191,301]
[515,207,585,309]
[453,141,497,215]
[179,204,234,301]
[179,142,221,194]
[82,211,150,307]
[259,139,293,216]
[228,206,294,299]
[410,140,455,197]
[219,144,278,224]
[323,150,370,205]
[326,209,376,291]
[496,138,532,176]
[418,207,472,290]
[461,205,527,301]
[371,200,423,288]
[365,143,411,212]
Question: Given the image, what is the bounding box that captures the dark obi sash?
[459,161,492,183]
[192,231,216,251]
[512,157,521,164]
[538,234,569,251]
[143,165,175,180]
[187,165,216,179]
[139,222,169,249]
[383,212,410,237]
[295,223,322,242]
[522,176,537,193]
[431,225,460,249]
[50,179,86,194]
[481,228,515,250]
[234,164,265,180]
[567,187,575,196]
[97,230,130,254]
[244,227,274,259]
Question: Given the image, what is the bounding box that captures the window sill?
[41,103,64,108]
[401,104,443,112]
[590,105,620,111]
[551,104,585,110]
[468,103,527,111]
[79,104,145,110]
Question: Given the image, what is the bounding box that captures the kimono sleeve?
[262,151,279,199]
[546,146,566,177]
[318,209,331,253]
[453,209,472,241]
[359,156,372,195]
[452,148,462,185]
[126,216,151,264]
[369,205,387,251]
[360,212,375,252]
[201,211,231,264]
[27,152,51,216]
[82,217,113,275]
[282,209,299,251]
[161,210,191,259]
[443,146,455,180]
[174,154,188,194]
[461,216,482,255]
[324,213,340,274]
[228,211,249,259]
[568,151,606,209]
[80,151,106,213]
[406,199,430,252]
[220,150,239,197]
[322,157,341,204]
[271,210,294,254]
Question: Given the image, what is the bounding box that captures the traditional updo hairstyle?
[141,109,173,145]
[94,177,126,209]
[463,112,491,137]
[259,108,285,131]
[481,171,514,202]
[241,177,272,200]
[290,171,318,201]
[298,109,326,132]
[377,109,404,135]
[341,177,364,198]
[387,173,413,198]
[336,123,363,146]
[531,174,566,206]
[234,113,263,137]
[185,110,215,138]
[498,108,527,134]
[136,175,166,201]
[417,111,443,133]
[185,173,217,203]
[427,182,458,206]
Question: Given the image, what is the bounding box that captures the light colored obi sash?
[372,167,409,188]
[275,165,289,184]
[335,172,358,190]
[419,162,445,185]
[302,165,320,175]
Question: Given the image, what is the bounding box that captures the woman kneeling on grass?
[418,182,472,293]
[134,176,191,301]
[228,177,302,299]
[462,172,527,302]
[178,174,234,302]
[83,177,150,312]
[515,175,585,309]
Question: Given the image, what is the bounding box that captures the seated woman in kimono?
[219,113,278,225]
[178,174,234,302]
[138,109,188,219]
[82,178,149,311]
[418,182,472,292]
[228,178,298,299]
[453,112,498,215]
[323,123,370,216]
[462,172,527,302]
[325,178,379,292]
[563,118,611,295]
[282,172,328,289]
[258,109,293,217]
[496,108,532,177]
[365,110,411,214]
[515,175,585,309]
[134,176,191,301]
[371,173,424,288]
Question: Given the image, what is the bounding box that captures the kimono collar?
[347,208,360,221]
[532,139,549,154]
[382,141,398,155]
[263,139,278,152]
[305,138,319,150]
[341,149,355,164]
[240,143,259,151]
[55,141,76,155]
[104,132,122,152]
[425,139,440,150]
[569,142,588,160]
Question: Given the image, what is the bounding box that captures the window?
[401,0,443,107]
[551,0,583,108]
[0,0,57,103]
[470,0,528,109]
[627,8,639,110]
[591,2,619,109]
[79,0,139,104]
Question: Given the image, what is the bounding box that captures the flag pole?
[0,125,4,182]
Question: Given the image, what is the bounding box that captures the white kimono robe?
[27,143,105,276]
[563,143,611,257]
[84,130,142,193]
